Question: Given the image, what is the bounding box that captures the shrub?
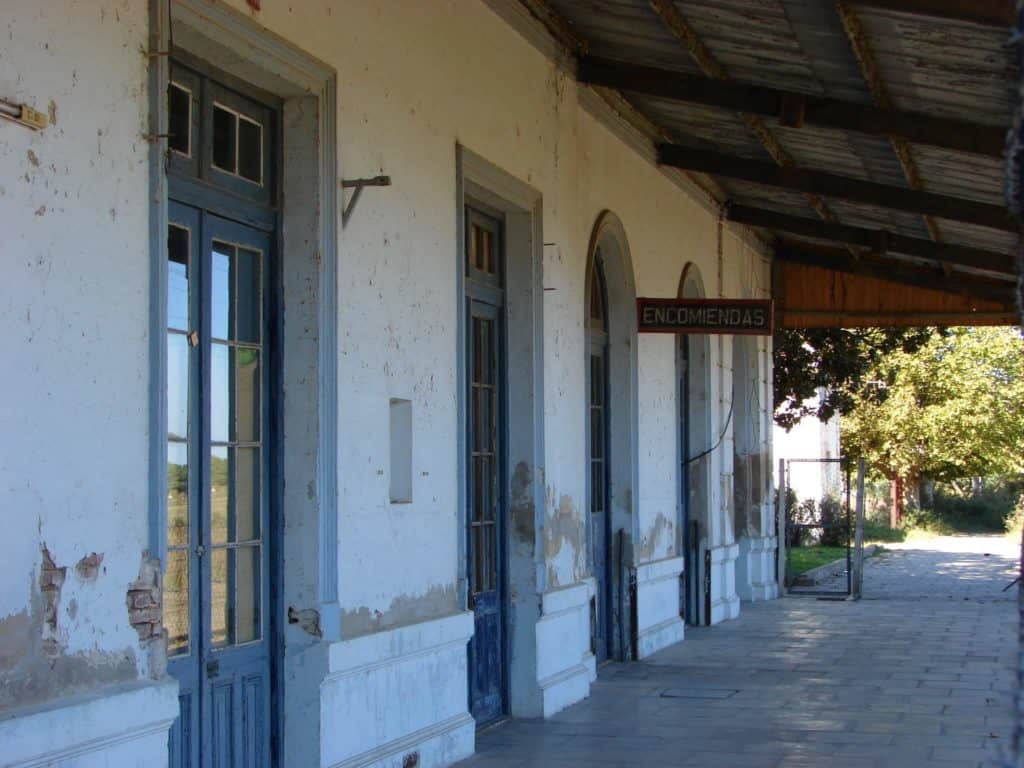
[818,495,849,547]
[1006,494,1024,538]
[778,490,850,548]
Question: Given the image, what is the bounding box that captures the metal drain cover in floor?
[660,688,738,699]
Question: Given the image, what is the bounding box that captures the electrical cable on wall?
[686,394,734,465]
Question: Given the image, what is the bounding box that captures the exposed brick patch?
[75,552,104,582]
[39,545,66,657]
[127,553,162,643]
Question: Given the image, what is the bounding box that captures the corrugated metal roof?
[542,0,1019,299]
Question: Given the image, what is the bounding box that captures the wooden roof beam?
[728,204,1016,275]
[775,241,1016,304]
[848,0,1014,27]
[836,2,943,251]
[647,0,848,238]
[577,57,1004,157]
[657,144,1017,232]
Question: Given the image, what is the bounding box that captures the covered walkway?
[460,536,1017,767]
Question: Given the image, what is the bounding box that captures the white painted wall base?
[0,679,179,768]
[635,556,685,659]
[709,543,741,625]
[535,579,596,717]
[321,612,475,768]
[736,535,779,602]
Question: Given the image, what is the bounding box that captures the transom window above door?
[466,208,504,286]
[168,62,275,206]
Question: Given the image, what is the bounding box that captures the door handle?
[206,659,219,678]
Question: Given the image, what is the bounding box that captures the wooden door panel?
[169,689,199,768]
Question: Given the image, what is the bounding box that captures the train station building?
[0,1,1017,766]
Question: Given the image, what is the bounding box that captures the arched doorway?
[677,264,712,626]
[584,212,639,661]
[587,258,611,661]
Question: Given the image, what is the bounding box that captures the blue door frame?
[464,205,508,725]
[165,57,281,767]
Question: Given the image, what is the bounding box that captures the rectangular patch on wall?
[636,298,773,335]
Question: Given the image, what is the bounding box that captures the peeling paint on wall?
[510,461,536,544]
[341,583,458,639]
[733,451,768,537]
[288,606,322,639]
[75,552,104,582]
[638,512,673,562]
[39,545,66,657]
[544,492,585,588]
[0,559,138,713]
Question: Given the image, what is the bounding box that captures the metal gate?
[782,458,853,597]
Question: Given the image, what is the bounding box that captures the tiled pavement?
[458,536,1019,768]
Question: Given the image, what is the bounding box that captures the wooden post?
[853,458,866,600]
[777,458,787,595]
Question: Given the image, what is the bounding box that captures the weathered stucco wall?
[221,0,769,606]
[0,0,157,715]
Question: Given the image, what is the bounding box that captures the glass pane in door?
[208,237,264,649]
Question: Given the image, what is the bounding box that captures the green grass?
[862,521,906,543]
[787,545,848,576]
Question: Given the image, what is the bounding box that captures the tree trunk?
[920,477,935,509]
[972,476,984,498]
[890,476,902,528]
[903,474,920,514]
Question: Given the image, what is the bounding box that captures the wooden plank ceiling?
[518,0,1021,327]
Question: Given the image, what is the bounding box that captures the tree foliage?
[772,327,933,430]
[841,327,1024,484]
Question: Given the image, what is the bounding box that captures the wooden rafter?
[657,145,1016,232]
[515,0,724,205]
[512,0,1018,306]
[576,57,1003,157]
[727,205,1016,275]
[647,0,844,230]
[848,0,1014,27]
[836,1,943,256]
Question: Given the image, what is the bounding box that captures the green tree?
[841,327,1024,518]
[773,327,933,430]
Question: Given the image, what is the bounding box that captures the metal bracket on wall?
[0,97,48,131]
[341,175,391,228]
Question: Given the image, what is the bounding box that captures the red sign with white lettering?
[636,298,774,335]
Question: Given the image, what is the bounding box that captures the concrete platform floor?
[459,535,1019,768]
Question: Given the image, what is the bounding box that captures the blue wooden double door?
[165,60,277,767]
[465,206,507,725]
